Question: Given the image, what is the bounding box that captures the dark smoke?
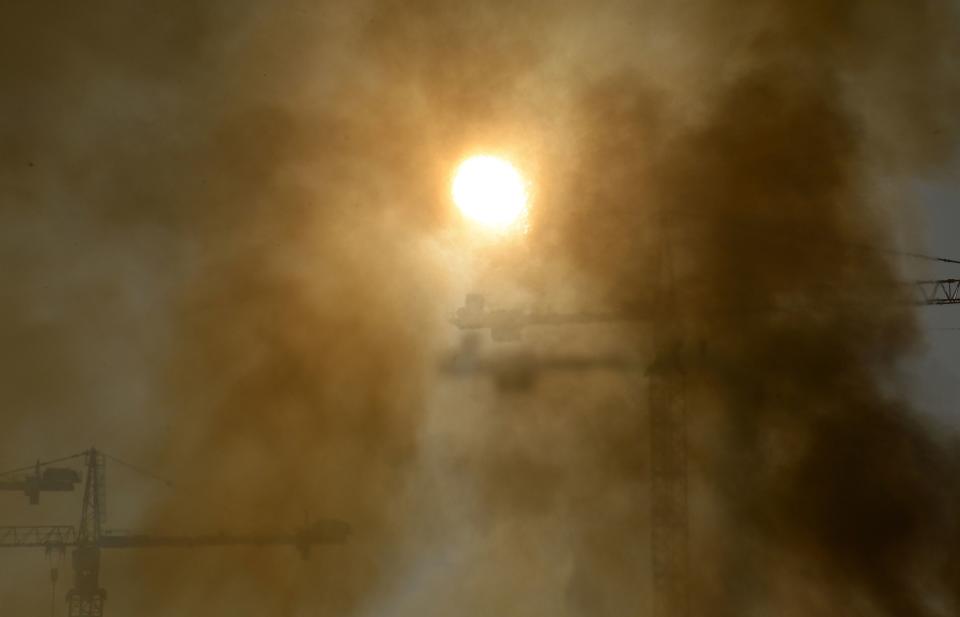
[540,2,960,615]
[1,1,959,616]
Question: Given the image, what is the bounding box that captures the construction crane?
[447,276,960,617]
[452,279,960,342]
[448,290,688,616]
[0,448,350,617]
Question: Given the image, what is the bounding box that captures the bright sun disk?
[452,155,528,231]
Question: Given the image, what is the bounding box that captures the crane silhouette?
[0,448,349,617]
[446,276,960,617]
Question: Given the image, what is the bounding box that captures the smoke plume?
[1,1,959,616]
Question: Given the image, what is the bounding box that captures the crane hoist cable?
[101,452,173,488]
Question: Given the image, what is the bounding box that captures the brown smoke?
[2,1,959,616]
[538,2,960,615]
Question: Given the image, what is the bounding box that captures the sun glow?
[452,155,529,232]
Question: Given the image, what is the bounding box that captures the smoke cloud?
[2,1,959,616]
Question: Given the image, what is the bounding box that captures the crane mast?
[648,361,687,617]
[71,449,106,617]
[648,211,689,617]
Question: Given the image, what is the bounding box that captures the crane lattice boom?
[916,279,960,305]
[0,526,77,548]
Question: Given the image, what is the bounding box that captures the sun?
[452,155,529,232]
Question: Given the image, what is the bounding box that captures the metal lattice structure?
[448,274,960,617]
[648,356,688,617]
[448,289,691,617]
[69,450,107,617]
[916,279,960,305]
[77,450,105,545]
[65,592,103,617]
[648,208,689,617]
[0,526,76,548]
[0,448,350,617]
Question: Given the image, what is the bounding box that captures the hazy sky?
[913,171,960,422]
[2,2,960,617]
